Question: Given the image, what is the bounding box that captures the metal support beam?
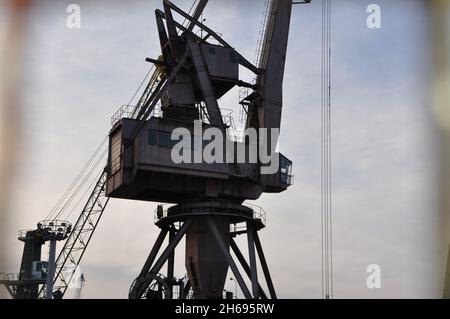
[145,57,167,67]
[134,76,165,121]
[155,9,170,55]
[186,0,208,32]
[149,220,191,275]
[230,239,267,299]
[164,0,259,74]
[155,10,203,43]
[139,228,168,277]
[163,0,183,58]
[128,51,189,144]
[4,285,15,299]
[207,217,252,299]
[167,227,175,280]
[187,38,225,129]
[246,223,259,299]
[254,230,277,299]
[183,279,191,299]
[237,80,258,90]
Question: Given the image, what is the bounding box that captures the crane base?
[129,200,276,299]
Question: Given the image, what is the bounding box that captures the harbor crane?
[0,0,311,299]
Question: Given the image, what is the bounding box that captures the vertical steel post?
[46,239,57,299]
[167,226,175,296]
[139,228,168,277]
[207,217,252,299]
[149,220,191,275]
[254,231,277,299]
[167,227,175,279]
[246,222,259,298]
[230,238,267,299]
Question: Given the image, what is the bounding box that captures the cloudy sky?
[1,0,447,298]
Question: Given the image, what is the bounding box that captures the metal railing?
[229,203,267,234]
[154,203,172,223]
[221,108,243,143]
[37,220,72,237]
[244,202,267,225]
[238,87,251,124]
[111,103,163,126]
[0,273,19,281]
[111,105,135,125]
[153,202,267,232]
[111,102,245,143]
[17,229,33,239]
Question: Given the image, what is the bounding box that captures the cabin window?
[148,130,158,146]
[110,131,121,174]
[148,130,179,148]
[159,132,171,148]
[280,155,293,186]
[148,130,190,149]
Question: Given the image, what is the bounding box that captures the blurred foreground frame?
[431,0,450,300]
[0,0,449,299]
[0,0,29,299]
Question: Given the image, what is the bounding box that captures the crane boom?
[244,0,295,135]
[256,0,293,132]
[39,169,109,298]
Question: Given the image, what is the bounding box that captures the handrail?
[154,202,267,227]
[0,273,19,282]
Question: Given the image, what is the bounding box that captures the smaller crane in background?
[444,245,450,299]
[0,220,71,299]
